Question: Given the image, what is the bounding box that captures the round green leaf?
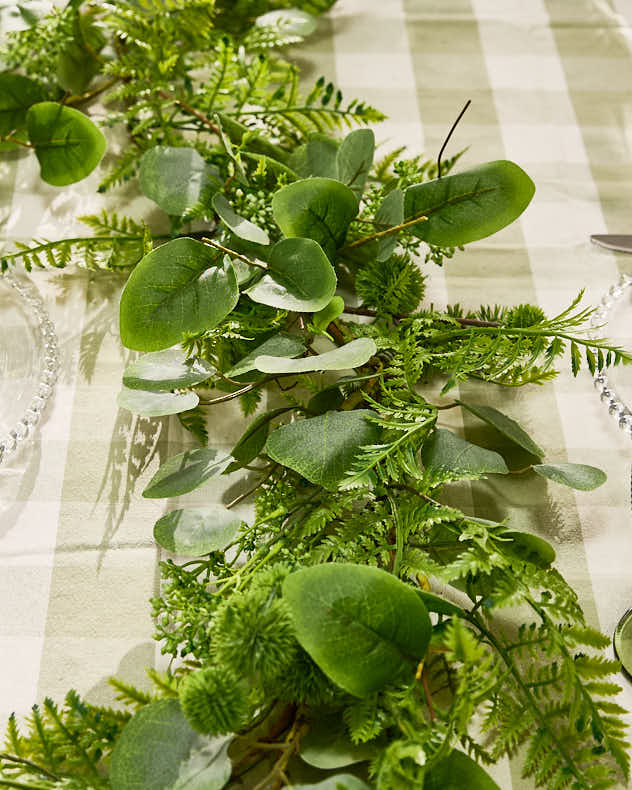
[110,699,232,790]
[502,530,556,568]
[123,349,215,391]
[0,73,44,137]
[245,237,337,312]
[120,240,239,352]
[265,409,381,490]
[313,295,345,331]
[375,188,404,262]
[212,193,269,245]
[421,428,509,477]
[283,564,432,697]
[139,146,221,216]
[294,777,370,790]
[532,462,606,491]
[255,8,317,36]
[300,714,379,769]
[458,400,544,458]
[226,333,306,379]
[271,177,358,260]
[335,128,374,200]
[424,749,501,790]
[26,101,106,186]
[118,386,199,417]
[255,337,376,374]
[143,448,233,499]
[288,134,340,179]
[154,506,242,556]
[403,160,535,247]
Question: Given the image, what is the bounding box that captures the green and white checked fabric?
[3,1,632,786]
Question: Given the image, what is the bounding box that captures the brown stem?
[421,664,436,721]
[225,465,277,509]
[341,212,428,251]
[0,753,59,781]
[159,91,220,133]
[198,377,274,406]
[201,237,267,270]
[342,305,499,328]
[65,77,119,106]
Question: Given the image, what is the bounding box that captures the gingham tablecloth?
[3,1,632,786]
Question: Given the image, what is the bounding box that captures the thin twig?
[201,237,267,270]
[0,753,59,781]
[341,213,428,251]
[226,465,277,509]
[437,98,471,178]
[158,91,221,134]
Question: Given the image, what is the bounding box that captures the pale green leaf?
[265,409,380,490]
[139,146,220,216]
[245,237,336,312]
[120,240,238,352]
[118,386,199,417]
[403,160,535,246]
[255,337,376,374]
[255,8,317,36]
[143,448,233,499]
[533,462,606,491]
[226,333,306,378]
[123,349,215,391]
[154,507,242,556]
[26,101,106,186]
[283,564,431,697]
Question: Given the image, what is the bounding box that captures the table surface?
[3,1,632,787]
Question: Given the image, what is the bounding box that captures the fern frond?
[177,406,209,445]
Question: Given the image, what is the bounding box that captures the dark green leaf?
[425,749,501,790]
[117,387,199,417]
[143,448,232,499]
[110,699,232,790]
[226,333,306,378]
[272,177,358,260]
[154,507,242,556]
[458,401,544,458]
[533,463,606,491]
[375,188,403,262]
[123,349,215,391]
[421,428,509,477]
[213,193,269,245]
[265,409,380,490]
[306,387,344,415]
[571,341,581,376]
[229,407,291,467]
[300,714,378,769]
[120,240,238,352]
[139,146,220,216]
[255,337,376,374]
[0,73,44,137]
[26,101,106,186]
[335,128,374,200]
[502,530,556,568]
[283,564,431,697]
[403,160,535,246]
[245,237,336,312]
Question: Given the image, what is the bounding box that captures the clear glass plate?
[0,271,59,465]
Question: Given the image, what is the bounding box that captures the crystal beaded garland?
[590,273,632,437]
[0,271,59,465]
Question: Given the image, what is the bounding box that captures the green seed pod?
[178,666,249,735]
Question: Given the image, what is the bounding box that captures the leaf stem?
[341,212,428,251]
[201,237,267,270]
[0,753,59,781]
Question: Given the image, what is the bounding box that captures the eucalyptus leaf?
[56,11,105,94]
[265,409,380,490]
[424,749,501,790]
[229,407,291,467]
[245,237,336,312]
[123,349,215,391]
[139,146,221,216]
[300,714,378,769]
[0,73,44,137]
[458,401,544,458]
[335,128,374,201]
[283,564,431,697]
[255,8,317,36]
[26,101,106,186]
[154,507,242,556]
[226,333,306,379]
[533,462,606,491]
[255,337,376,374]
[271,177,358,260]
[118,386,199,417]
[143,448,233,499]
[313,295,345,331]
[110,699,232,790]
[416,590,464,617]
[120,240,238,352]
[288,134,339,179]
[293,777,370,790]
[213,193,270,245]
[375,188,404,261]
[403,160,535,246]
[306,387,344,415]
[502,530,556,568]
[421,428,509,477]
